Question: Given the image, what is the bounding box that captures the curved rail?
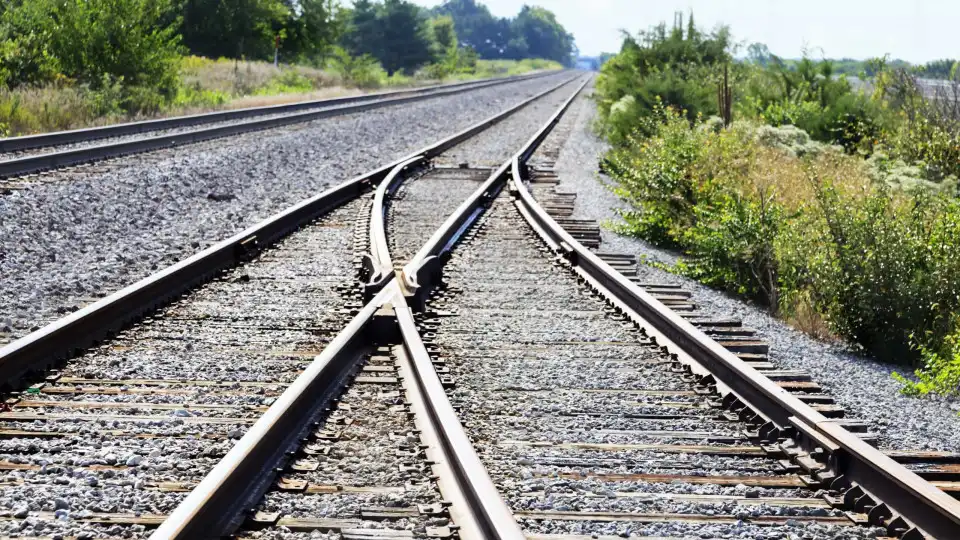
[400,76,591,304]
[150,74,589,540]
[0,71,551,154]
[363,74,582,297]
[0,70,562,179]
[0,73,578,387]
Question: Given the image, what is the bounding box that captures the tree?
[377,0,434,73]
[180,0,289,60]
[341,0,434,74]
[508,6,573,65]
[747,42,772,66]
[342,0,379,58]
[280,0,344,62]
[1,0,182,98]
[432,0,507,59]
[431,15,458,55]
[924,59,960,80]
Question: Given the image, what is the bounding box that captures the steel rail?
[0,70,563,179]
[150,77,591,538]
[400,75,591,303]
[0,71,551,154]
[0,73,578,388]
[363,74,582,297]
[153,75,589,539]
[150,284,397,539]
[394,294,524,540]
[508,129,960,539]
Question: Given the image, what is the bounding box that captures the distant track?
[0,71,558,180]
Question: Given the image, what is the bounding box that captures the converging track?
[1,72,959,540]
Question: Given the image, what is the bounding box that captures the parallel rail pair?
[0,70,555,179]
[1,71,958,540]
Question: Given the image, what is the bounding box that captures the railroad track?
[0,70,557,186]
[0,72,958,540]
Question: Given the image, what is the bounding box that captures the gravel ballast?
[0,72,573,343]
[548,82,960,452]
[424,196,879,539]
[0,200,363,539]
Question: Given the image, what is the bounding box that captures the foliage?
[509,6,575,65]
[595,13,732,145]
[473,58,562,78]
[0,0,183,112]
[280,0,345,62]
[736,56,886,152]
[868,63,960,182]
[0,0,563,134]
[341,0,435,74]
[605,108,960,365]
[894,319,960,397]
[431,0,574,65]
[180,0,287,60]
[326,47,388,88]
[922,59,960,80]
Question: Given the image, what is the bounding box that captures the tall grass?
[1,55,560,137]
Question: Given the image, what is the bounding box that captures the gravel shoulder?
[0,72,571,343]
[551,83,960,452]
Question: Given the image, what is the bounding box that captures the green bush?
[0,0,183,114]
[326,47,388,89]
[605,108,960,366]
[595,16,731,145]
[895,320,960,397]
[605,102,708,246]
[254,70,316,96]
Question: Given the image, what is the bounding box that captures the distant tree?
[342,0,379,58]
[432,0,508,59]
[430,14,458,58]
[510,5,574,65]
[747,42,772,66]
[376,0,434,73]
[924,59,960,80]
[280,0,345,62]
[181,0,289,60]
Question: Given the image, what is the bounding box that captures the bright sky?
[411,0,959,62]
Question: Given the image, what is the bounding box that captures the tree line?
[0,0,573,111]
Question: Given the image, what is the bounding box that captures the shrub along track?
[0,73,958,540]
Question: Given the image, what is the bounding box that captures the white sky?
[411,0,960,62]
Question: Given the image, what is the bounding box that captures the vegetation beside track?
[0,0,567,136]
[595,13,960,398]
